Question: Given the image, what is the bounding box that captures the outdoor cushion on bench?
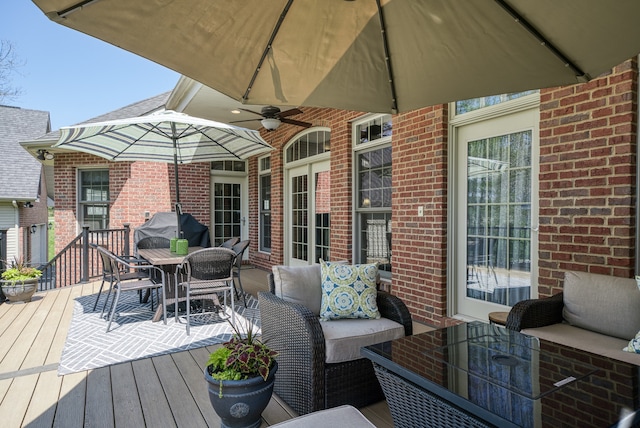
[506,270,640,364]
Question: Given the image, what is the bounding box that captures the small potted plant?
[204,318,278,428]
[0,256,42,303]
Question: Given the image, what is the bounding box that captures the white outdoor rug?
[58,291,260,375]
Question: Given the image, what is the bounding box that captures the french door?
[286,160,330,266]
[455,107,539,320]
[210,175,247,248]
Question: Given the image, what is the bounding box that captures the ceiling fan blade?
[281,118,312,128]
[278,108,303,118]
[238,108,263,117]
[230,118,261,124]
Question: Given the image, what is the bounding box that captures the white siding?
[0,204,19,261]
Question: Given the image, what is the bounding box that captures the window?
[286,129,330,162]
[259,156,271,253]
[0,229,6,272]
[79,169,110,230]
[354,115,392,275]
[211,160,246,172]
[455,91,537,115]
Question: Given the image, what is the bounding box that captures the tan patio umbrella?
[53,110,273,236]
[33,0,640,114]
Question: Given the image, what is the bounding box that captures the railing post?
[123,223,131,256]
[80,226,90,283]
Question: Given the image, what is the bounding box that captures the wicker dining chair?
[175,247,236,335]
[136,236,171,286]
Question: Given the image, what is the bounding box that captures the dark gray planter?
[0,278,38,303]
[204,362,277,428]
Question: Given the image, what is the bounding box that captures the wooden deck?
[0,267,411,428]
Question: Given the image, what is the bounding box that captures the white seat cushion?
[522,323,640,365]
[320,317,405,364]
[269,405,376,427]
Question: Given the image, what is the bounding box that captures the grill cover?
[133,212,210,249]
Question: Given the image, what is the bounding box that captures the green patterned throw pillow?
[319,260,380,321]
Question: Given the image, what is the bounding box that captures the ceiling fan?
[231,105,312,131]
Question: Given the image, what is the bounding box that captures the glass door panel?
[287,161,330,265]
[456,108,538,320]
[211,176,246,247]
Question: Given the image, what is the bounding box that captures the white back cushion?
[272,264,322,315]
[563,270,640,340]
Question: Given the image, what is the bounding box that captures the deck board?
[54,371,87,428]
[110,362,147,427]
[22,370,61,427]
[171,349,220,426]
[84,367,115,428]
[0,270,402,427]
[132,357,177,428]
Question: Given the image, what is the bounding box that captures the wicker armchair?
[258,273,412,416]
[505,292,564,331]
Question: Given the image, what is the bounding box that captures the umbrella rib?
[376,0,398,114]
[494,0,590,82]
[241,0,294,103]
[55,0,103,18]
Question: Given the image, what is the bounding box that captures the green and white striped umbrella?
[53,110,273,204]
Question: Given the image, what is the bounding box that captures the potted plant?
[0,256,42,303]
[204,318,278,428]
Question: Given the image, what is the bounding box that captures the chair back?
[92,244,120,279]
[181,247,235,282]
[231,239,250,269]
[137,236,171,250]
[219,237,240,249]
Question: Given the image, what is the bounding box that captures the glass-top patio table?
[362,322,640,427]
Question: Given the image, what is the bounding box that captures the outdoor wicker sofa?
[258,266,412,416]
[505,270,640,364]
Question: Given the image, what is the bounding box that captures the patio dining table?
[137,246,203,322]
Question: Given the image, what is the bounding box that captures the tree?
[0,40,24,103]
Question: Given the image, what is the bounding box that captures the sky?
[1,2,180,130]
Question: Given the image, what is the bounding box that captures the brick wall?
[54,152,210,254]
[248,107,361,270]
[538,59,638,296]
[392,105,452,326]
[50,58,638,326]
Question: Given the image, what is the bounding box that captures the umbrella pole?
[171,124,183,238]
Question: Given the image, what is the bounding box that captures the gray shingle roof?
[35,91,171,142]
[0,105,50,200]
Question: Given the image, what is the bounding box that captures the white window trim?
[258,155,271,254]
[352,114,393,272]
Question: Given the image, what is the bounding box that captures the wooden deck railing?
[37,224,131,290]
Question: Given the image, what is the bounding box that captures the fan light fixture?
[261,118,281,131]
[37,149,55,160]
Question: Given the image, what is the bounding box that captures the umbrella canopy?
[53,110,272,235]
[33,0,640,114]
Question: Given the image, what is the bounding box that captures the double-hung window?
[79,169,110,230]
[258,156,271,253]
[353,115,393,275]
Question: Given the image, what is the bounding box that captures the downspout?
[636,54,640,277]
